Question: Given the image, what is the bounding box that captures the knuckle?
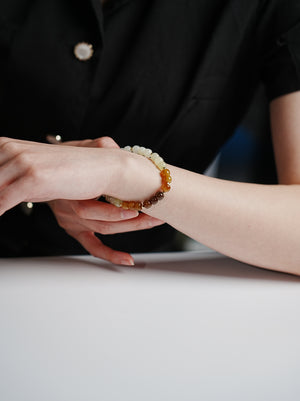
[94,136,115,148]
[64,227,78,237]
[89,248,100,259]
[97,223,110,235]
[78,139,92,147]
[72,202,86,218]
[93,138,106,148]
[14,152,32,170]
[1,140,19,155]
[77,231,96,249]
[55,215,70,229]
[23,165,42,186]
[0,137,9,147]
[76,231,110,260]
[57,219,67,229]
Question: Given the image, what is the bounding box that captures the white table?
[1,250,300,401]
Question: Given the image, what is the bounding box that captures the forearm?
[146,165,300,274]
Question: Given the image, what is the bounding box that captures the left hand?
[0,137,118,209]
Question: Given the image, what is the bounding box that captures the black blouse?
[0,0,300,256]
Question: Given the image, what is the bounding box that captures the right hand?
[48,198,164,266]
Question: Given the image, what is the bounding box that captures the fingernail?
[121,210,139,219]
[120,259,135,266]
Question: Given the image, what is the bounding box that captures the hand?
[0,136,164,263]
[46,136,164,265]
[0,135,160,212]
[48,198,164,265]
[0,137,117,211]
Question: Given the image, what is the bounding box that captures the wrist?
[105,146,170,210]
[98,148,125,196]
[107,149,161,199]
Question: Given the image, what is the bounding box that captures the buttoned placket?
[89,0,105,43]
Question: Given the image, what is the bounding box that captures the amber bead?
[160,169,172,183]
[128,201,136,209]
[143,200,152,209]
[122,201,142,210]
[122,201,130,209]
[136,202,143,210]
[150,195,158,205]
[161,182,171,192]
[156,191,164,200]
[160,168,170,176]
[106,148,172,211]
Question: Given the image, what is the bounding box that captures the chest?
[0,0,261,170]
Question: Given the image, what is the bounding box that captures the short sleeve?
[259,0,300,101]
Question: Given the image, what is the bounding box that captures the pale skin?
[0,91,299,274]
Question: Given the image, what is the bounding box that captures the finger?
[46,136,97,147]
[76,231,134,266]
[0,138,52,165]
[48,202,162,264]
[85,213,164,235]
[46,136,97,148]
[71,199,139,221]
[0,137,45,148]
[60,139,95,147]
[88,137,120,149]
[50,136,120,149]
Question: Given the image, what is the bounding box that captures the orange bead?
[122,201,130,209]
[136,202,143,211]
[161,182,171,192]
[106,149,171,211]
[160,168,170,177]
[162,176,172,185]
[123,201,142,210]
[128,201,136,209]
[160,169,172,183]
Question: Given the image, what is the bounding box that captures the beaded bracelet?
[105,145,172,211]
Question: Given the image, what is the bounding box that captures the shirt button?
[46,134,63,144]
[20,202,34,216]
[74,42,94,61]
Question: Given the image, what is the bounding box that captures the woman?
[0,0,300,274]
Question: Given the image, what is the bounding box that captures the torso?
[0,0,299,256]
